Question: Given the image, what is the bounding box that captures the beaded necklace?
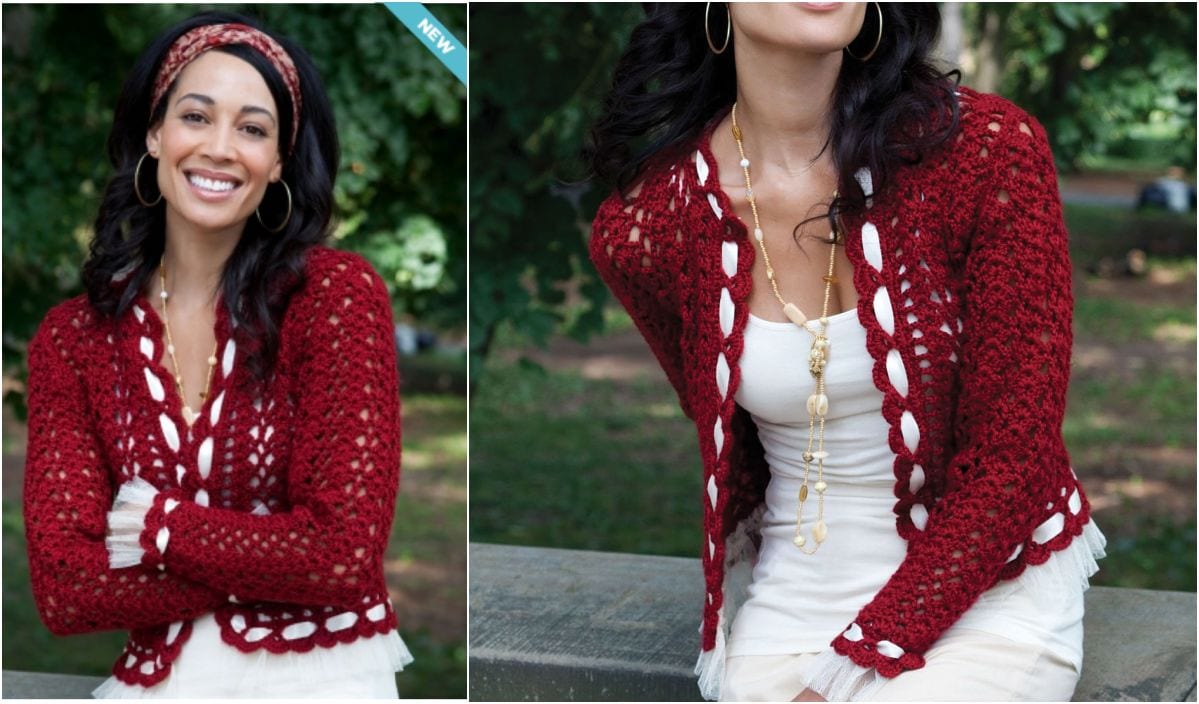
[731,102,838,554]
[157,263,218,426]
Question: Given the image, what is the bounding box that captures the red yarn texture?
[589,88,1093,677]
[24,247,401,686]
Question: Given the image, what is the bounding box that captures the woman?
[23,11,411,697]
[588,3,1105,701]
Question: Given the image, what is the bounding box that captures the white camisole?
[726,307,1102,670]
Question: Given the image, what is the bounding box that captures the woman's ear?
[145,122,162,158]
[270,156,283,183]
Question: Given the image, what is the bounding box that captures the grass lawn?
[471,205,1196,593]
[1063,202,1196,263]
[2,390,466,699]
[471,362,701,556]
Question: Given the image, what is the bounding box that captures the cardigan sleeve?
[817,106,1075,683]
[23,309,228,635]
[589,180,693,418]
[125,256,402,609]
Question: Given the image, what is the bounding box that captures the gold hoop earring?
[845,1,883,62]
[705,2,730,55]
[256,180,292,234]
[134,152,163,207]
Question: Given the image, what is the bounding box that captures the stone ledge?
[469,542,1197,702]
[2,670,105,699]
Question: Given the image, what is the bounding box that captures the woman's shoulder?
[25,295,109,381]
[301,245,384,283]
[297,246,389,301]
[951,85,1053,160]
[32,295,99,350]
[956,85,1035,122]
[593,120,718,225]
[901,84,1057,209]
[590,150,698,281]
[287,245,392,330]
[40,294,95,325]
[594,156,688,223]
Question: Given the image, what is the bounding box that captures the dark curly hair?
[587,2,960,229]
[80,10,339,380]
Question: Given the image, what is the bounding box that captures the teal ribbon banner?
[385,3,466,85]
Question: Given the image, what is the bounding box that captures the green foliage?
[971,3,1196,169]
[254,5,466,329]
[2,4,466,413]
[468,4,643,380]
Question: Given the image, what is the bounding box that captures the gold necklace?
[158,263,218,426]
[731,102,837,554]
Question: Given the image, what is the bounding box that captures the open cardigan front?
[589,87,1103,699]
[24,247,403,688]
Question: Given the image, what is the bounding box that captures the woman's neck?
[157,216,242,306]
[730,37,843,176]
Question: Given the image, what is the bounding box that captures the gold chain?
[731,102,837,554]
[158,262,218,426]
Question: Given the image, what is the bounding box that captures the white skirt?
[722,628,1080,702]
[92,613,413,698]
[719,519,1107,702]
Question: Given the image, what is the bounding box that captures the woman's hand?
[793,688,827,702]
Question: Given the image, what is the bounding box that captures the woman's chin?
[166,205,251,238]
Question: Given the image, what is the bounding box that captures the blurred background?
[2,4,466,697]
[470,2,1197,595]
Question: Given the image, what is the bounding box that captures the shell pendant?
[808,337,830,375]
[181,405,198,426]
[793,520,829,552]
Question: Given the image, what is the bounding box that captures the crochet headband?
[151,23,302,152]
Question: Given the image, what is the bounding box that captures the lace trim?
[1017,516,1105,597]
[694,606,727,701]
[695,508,762,701]
[804,647,889,702]
[106,478,163,569]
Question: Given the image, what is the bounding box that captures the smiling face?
[146,50,283,240]
[729,2,867,55]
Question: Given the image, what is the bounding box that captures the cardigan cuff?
[830,623,926,678]
[106,478,183,571]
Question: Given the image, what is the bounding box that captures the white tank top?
[728,308,909,655]
[727,308,1091,667]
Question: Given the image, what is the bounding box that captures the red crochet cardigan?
[590,88,1094,686]
[24,246,401,687]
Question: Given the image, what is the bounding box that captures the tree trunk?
[936,2,964,71]
[971,5,1004,93]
